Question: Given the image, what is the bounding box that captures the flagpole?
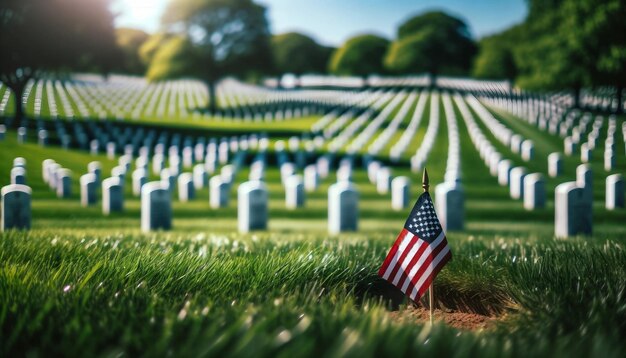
[422,168,435,326]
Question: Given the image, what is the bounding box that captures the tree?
[514,0,626,111]
[472,27,522,81]
[329,34,389,77]
[140,33,173,68]
[0,0,119,122]
[385,11,476,79]
[115,28,150,75]
[271,32,333,76]
[153,0,273,113]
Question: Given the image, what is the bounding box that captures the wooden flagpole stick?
[422,168,435,326]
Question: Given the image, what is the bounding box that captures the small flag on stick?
[378,171,452,302]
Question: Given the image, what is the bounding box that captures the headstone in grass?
[280,162,295,185]
[48,163,61,190]
[38,129,48,147]
[10,167,26,185]
[524,173,546,210]
[1,184,31,231]
[564,137,576,156]
[509,166,527,200]
[548,153,562,178]
[102,177,123,215]
[238,180,268,233]
[0,124,5,140]
[391,176,410,211]
[119,154,132,172]
[17,127,26,144]
[132,168,148,197]
[304,165,318,192]
[141,181,172,232]
[193,164,207,190]
[135,156,148,170]
[42,159,55,184]
[376,167,392,195]
[56,169,72,198]
[106,142,116,159]
[521,140,535,162]
[605,174,624,210]
[249,162,265,181]
[367,161,381,184]
[285,175,305,209]
[111,166,126,182]
[435,181,464,231]
[317,156,330,179]
[337,165,353,183]
[183,147,193,168]
[489,152,502,176]
[88,161,102,184]
[80,173,98,207]
[89,140,99,155]
[178,173,195,202]
[604,150,615,171]
[13,157,26,168]
[497,159,513,186]
[580,143,592,163]
[555,182,591,237]
[160,168,176,192]
[218,142,229,164]
[328,181,358,234]
[221,164,235,185]
[510,134,522,154]
[152,154,165,175]
[210,176,229,208]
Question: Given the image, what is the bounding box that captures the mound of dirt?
[389,306,495,330]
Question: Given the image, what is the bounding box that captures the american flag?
[378,192,452,301]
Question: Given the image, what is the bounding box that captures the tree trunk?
[207,80,217,114]
[573,86,581,109]
[7,79,27,126]
[616,85,623,114]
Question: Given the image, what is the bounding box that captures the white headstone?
[555,182,592,238]
[193,164,208,189]
[178,173,195,202]
[88,161,102,183]
[280,163,295,184]
[132,169,148,197]
[548,152,562,178]
[38,129,48,147]
[285,175,305,209]
[376,168,392,194]
[606,174,624,210]
[102,177,123,215]
[1,184,31,231]
[509,166,527,200]
[304,165,318,192]
[13,157,26,168]
[580,143,592,163]
[564,137,576,156]
[210,176,229,208]
[523,173,546,210]
[17,127,26,144]
[328,181,358,234]
[391,176,411,211]
[604,150,615,171]
[80,173,98,207]
[141,181,172,232]
[42,159,55,184]
[368,161,381,184]
[160,168,176,191]
[435,181,464,231]
[576,164,593,204]
[56,169,72,198]
[238,180,268,233]
[497,160,513,186]
[521,140,534,162]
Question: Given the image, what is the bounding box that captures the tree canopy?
[271,32,333,76]
[150,0,273,112]
[472,27,522,81]
[116,28,150,75]
[0,0,119,121]
[329,34,389,77]
[385,11,476,77]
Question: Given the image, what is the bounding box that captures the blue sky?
[113,0,527,46]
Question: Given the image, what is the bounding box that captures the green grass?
[1,89,626,356]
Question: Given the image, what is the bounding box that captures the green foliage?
[271,32,333,75]
[385,11,476,76]
[139,33,173,68]
[115,28,150,75]
[329,34,389,76]
[147,36,201,81]
[472,27,522,81]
